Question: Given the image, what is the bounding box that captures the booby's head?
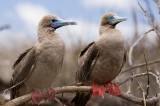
[100,12,127,28]
[39,15,77,31]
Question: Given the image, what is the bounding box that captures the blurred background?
[0,0,160,105]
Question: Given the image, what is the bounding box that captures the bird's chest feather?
[37,39,64,69]
[26,39,65,89]
[90,35,124,84]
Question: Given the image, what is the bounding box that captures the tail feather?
[71,92,92,106]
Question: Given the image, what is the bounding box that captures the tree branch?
[3,85,159,106]
[153,0,160,14]
[138,1,160,37]
[3,86,158,106]
[128,29,154,66]
[3,71,160,106]
[121,58,160,74]
[118,72,160,86]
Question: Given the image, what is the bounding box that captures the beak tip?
[71,22,77,25]
[124,18,127,21]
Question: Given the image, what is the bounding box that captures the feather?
[10,47,36,99]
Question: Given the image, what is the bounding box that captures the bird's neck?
[99,25,115,35]
[38,28,58,42]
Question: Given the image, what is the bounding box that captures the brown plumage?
[72,12,127,106]
[10,15,77,104]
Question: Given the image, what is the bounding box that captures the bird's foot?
[31,91,43,104]
[43,88,55,100]
[31,88,55,104]
[105,83,121,96]
[92,82,105,97]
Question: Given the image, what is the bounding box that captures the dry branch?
[153,0,160,13]
[143,53,150,99]
[3,86,159,106]
[3,71,160,106]
[121,58,160,74]
[128,28,154,66]
[138,1,160,37]
[119,72,160,87]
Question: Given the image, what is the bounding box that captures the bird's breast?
[25,38,65,90]
[90,34,125,84]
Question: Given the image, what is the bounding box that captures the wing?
[10,47,36,99]
[116,48,127,76]
[76,42,99,82]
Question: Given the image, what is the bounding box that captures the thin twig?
[145,29,154,34]
[143,92,147,106]
[138,1,153,26]
[143,53,150,98]
[2,78,26,98]
[135,75,146,106]
[121,58,160,74]
[138,1,160,37]
[131,71,146,106]
[153,0,160,14]
[126,79,132,94]
[118,72,159,86]
[128,29,154,66]
[120,59,160,75]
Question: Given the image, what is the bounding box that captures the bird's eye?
[51,19,57,23]
[108,16,114,21]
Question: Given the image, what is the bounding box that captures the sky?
[0,0,159,47]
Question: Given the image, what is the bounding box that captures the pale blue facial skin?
[51,19,77,29]
[107,16,127,25]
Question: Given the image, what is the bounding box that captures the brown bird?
[71,12,127,106]
[10,15,77,105]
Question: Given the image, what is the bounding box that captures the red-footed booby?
[10,15,77,105]
[71,12,127,106]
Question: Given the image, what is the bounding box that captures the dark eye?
[108,16,114,21]
[51,19,57,23]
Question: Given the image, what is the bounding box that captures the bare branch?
[2,86,159,106]
[128,29,153,66]
[143,53,150,98]
[143,92,147,106]
[2,78,27,98]
[145,29,154,34]
[119,71,160,105]
[130,71,147,106]
[2,70,160,106]
[138,1,160,37]
[121,58,160,74]
[138,1,153,26]
[118,72,160,87]
[153,0,160,14]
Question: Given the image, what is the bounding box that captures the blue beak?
[112,16,127,24]
[51,19,77,29]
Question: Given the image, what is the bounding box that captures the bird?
[10,15,77,105]
[71,12,127,106]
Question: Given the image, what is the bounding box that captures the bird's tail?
[71,92,92,106]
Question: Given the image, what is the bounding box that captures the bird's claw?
[31,91,43,104]
[105,83,121,96]
[92,82,105,97]
[31,88,55,104]
[43,88,55,100]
